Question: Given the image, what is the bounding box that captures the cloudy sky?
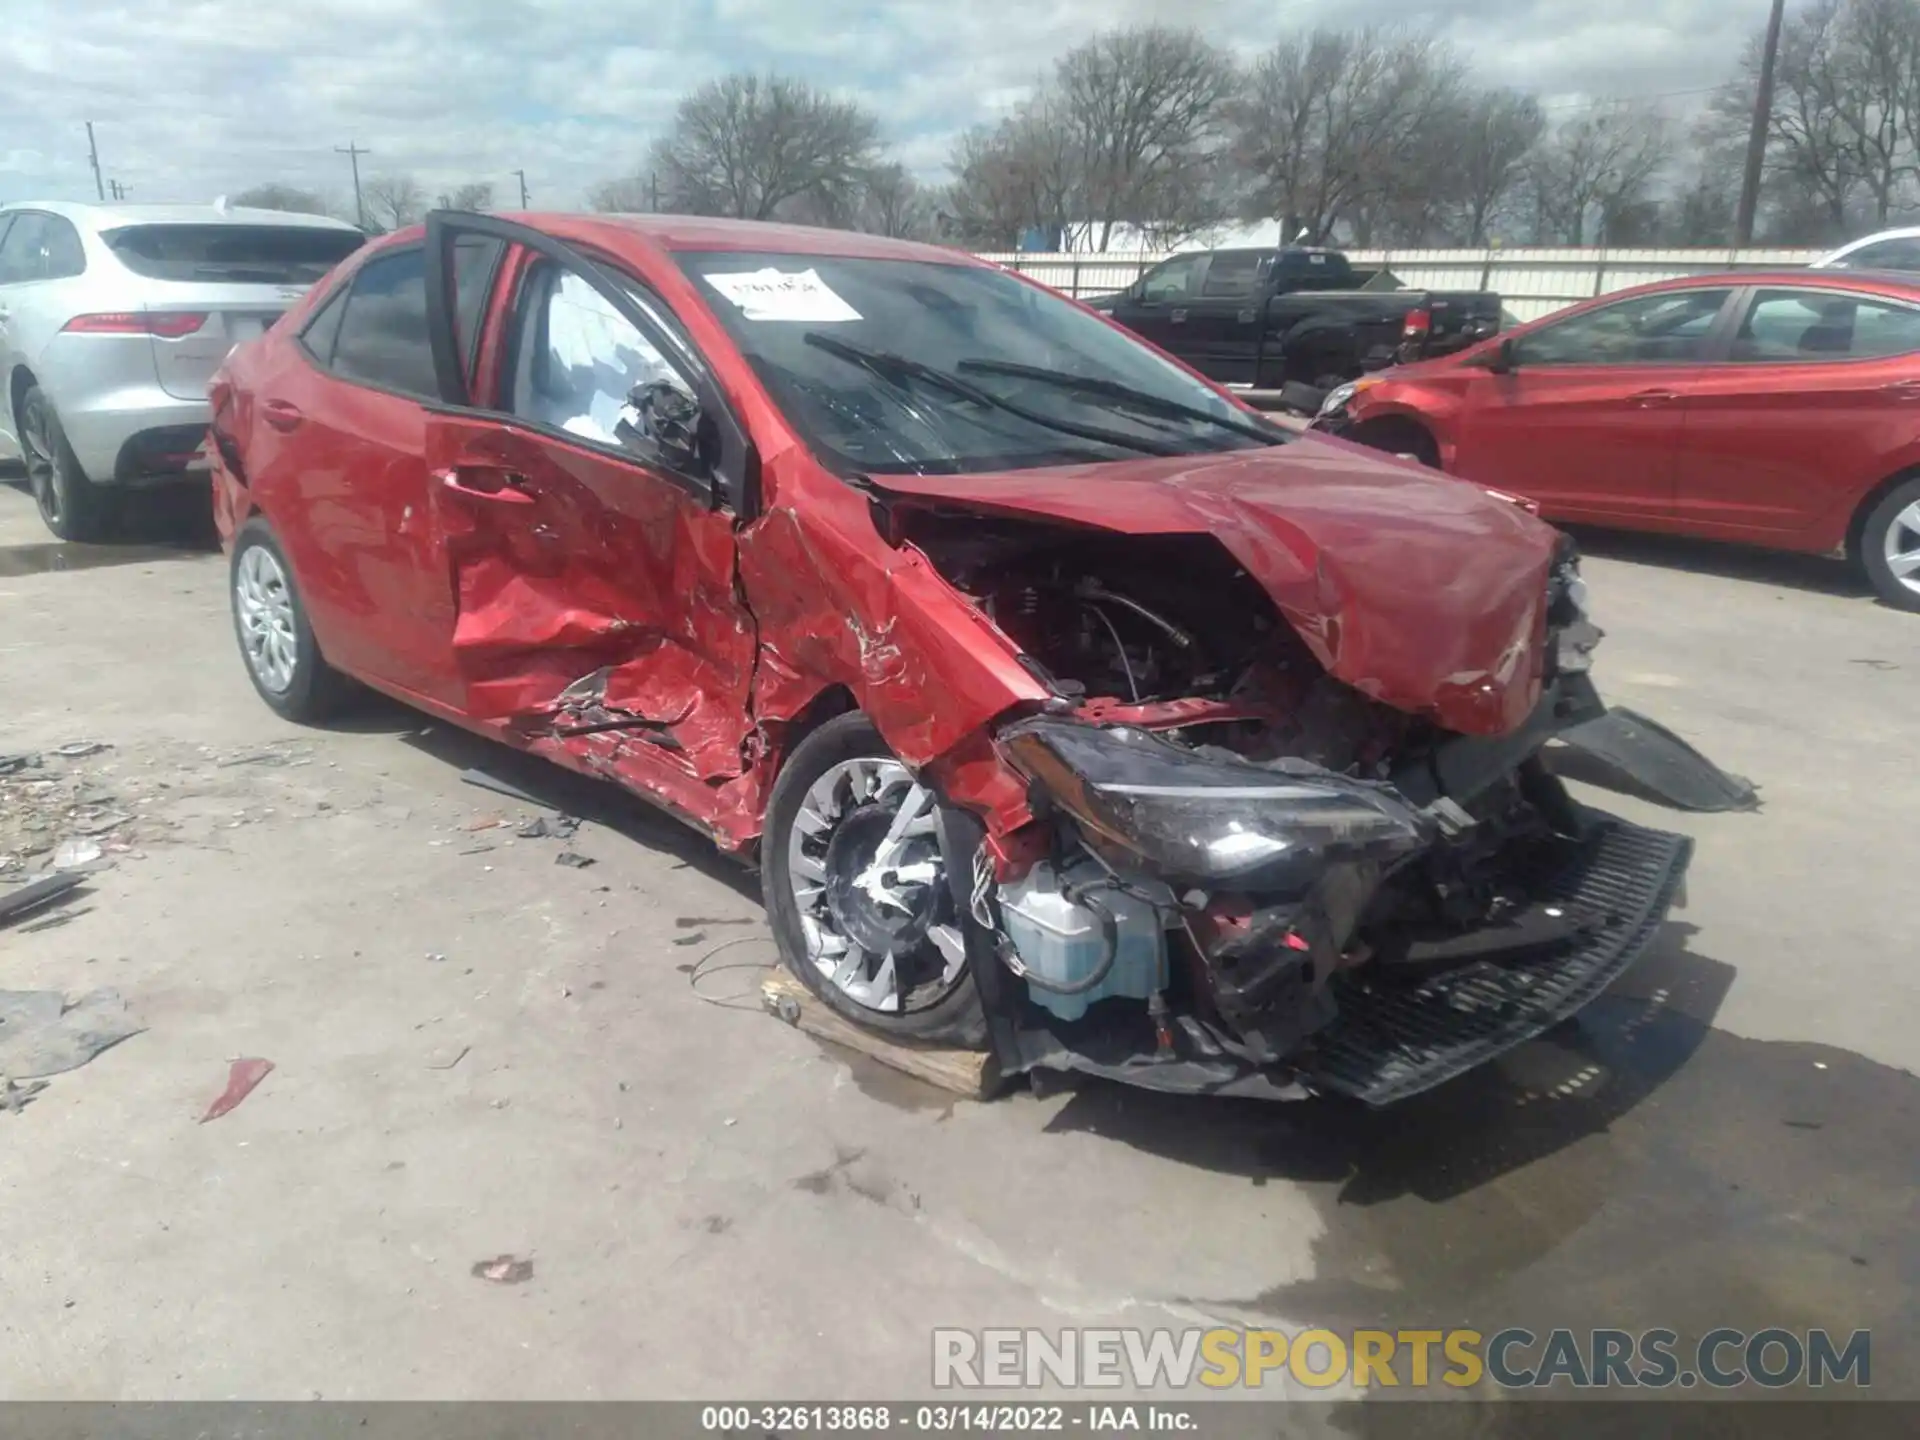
[0,0,1763,212]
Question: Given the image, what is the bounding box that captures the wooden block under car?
[760,969,1003,1100]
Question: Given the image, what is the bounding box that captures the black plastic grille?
[1301,818,1693,1106]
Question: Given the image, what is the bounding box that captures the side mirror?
[1486,337,1517,375]
[617,378,707,476]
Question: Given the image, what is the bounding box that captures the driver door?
[1452,286,1737,522]
[420,215,759,788]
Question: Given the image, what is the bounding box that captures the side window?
[507,264,684,450]
[1835,238,1920,272]
[0,214,51,284]
[329,248,439,398]
[450,235,505,369]
[1200,252,1263,299]
[42,218,86,280]
[1139,253,1203,304]
[299,283,351,365]
[1730,288,1920,362]
[1513,288,1733,367]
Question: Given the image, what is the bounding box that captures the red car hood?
[874,437,1559,736]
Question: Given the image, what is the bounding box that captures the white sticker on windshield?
[703,267,861,323]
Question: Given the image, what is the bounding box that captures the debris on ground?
[470,1254,535,1284]
[0,872,86,929]
[426,1044,470,1071]
[200,1057,274,1122]
[0,989,144,1082]
[465,814,506,831]
[0,753,38,776]
[51,742,111,759]
[2,1077,50,1114]
[555,850,595,869]
[516,814,581,841]
[460,768,553,809]
[51,838,105,870]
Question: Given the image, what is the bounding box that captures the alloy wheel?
[784,757,968,1015]
[234,544,299,694]
[19,400,60,528]
[1883,500,1920,599]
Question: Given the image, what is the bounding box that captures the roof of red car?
[381,211,986,267]
[1628,267,1920,296]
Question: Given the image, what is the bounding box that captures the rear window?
[102,224,365,284]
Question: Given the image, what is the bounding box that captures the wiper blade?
[803,332,1182,458]
[956,358,1286,445]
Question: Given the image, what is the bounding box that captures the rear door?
[1676,286,1920,539]
[249,237,503,701]
[97,222,367,401]
[1451,286,1737,521]
[418,215,759,787]
[1108,252,1206,356]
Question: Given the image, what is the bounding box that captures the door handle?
[437,467,536,505]
[1170,308,1188,324]
[262,399,303,432]
[1627,388,1679,407]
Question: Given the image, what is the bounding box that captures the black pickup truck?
[1085,246,1502,392]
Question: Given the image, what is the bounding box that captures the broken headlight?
[1001,718,1432,886]
[1548,546,1602,676]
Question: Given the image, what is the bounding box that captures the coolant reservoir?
[998,860,1167,1023]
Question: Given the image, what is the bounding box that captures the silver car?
[0,201,365,539]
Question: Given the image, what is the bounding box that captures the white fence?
[977,247,1826,322]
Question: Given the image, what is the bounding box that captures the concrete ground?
[0,475,1914,1404]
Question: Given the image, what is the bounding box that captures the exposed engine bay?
[895,513,1724,1103]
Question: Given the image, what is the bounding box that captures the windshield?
[675,250,1287,476]
[103,224,366,284]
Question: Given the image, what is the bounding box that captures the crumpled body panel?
[870,437,1559,737]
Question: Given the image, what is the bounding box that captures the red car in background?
[1312,270,1920,610]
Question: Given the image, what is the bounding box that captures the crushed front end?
[913,520,1719,1104]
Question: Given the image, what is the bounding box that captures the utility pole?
[108,179,128,200]
[513,169,529,208]
[1736,0,1788,247]
[335,141,370,228]
[85,121,105,201]
[649,171,660,212]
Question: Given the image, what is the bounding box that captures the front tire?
[762,713,988,1048]
[1860,476,1920,612]
[229,517,352,721]
[19,385,111,541]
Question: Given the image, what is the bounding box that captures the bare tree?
[1525,103,1668,244]
[230,183,331,216]
[1450,90,1547,243]
[647,73,882,221]
[854,163,931,238]
[362,173,426,230]
[441,181,494,211]
[945,99,1086,249]
[1053,26,1240,249]
[588,174,656,213]
[1765,1,1870,236]
[1230,28,1469,244]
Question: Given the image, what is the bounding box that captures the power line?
[513,168,529,208]
[335,141,370,228]
[1537,85,1726,114]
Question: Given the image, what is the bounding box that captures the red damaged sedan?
[1312,269,1920,611]
[206,212,1750,1105]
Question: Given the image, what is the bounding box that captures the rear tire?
[1860,476,1920,612]
[19,385,111,541]
[762,713,988,1048]
[229,517,354,721]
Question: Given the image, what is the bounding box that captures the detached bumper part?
[1297,815,1691,1105]
[1549,707,1760,814]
